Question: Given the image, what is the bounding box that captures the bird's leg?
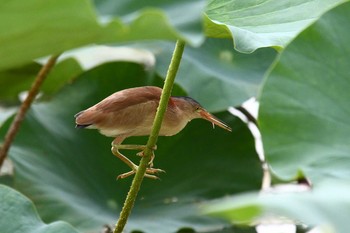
[111,137,164,179]
[117,144,157,167]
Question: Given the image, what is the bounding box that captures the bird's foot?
[135,145,157,155]
[117,166,165,180]
[111,144,163,179]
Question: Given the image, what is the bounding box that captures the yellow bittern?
[75,86,231,179]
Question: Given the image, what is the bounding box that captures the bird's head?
[173,97,232,132]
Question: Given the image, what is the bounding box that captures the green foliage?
[0,185,78,233]
[204,2,350,232]
[138,39,276,111]
[205,182,350,233]
[0,63,41,104]
[0,59,83,105]
[259,2,350,183]
[92,0,206,45]
[0,0,110,70]
[1,0,350,232]
[206,0,347,53]
[0,62,261,232]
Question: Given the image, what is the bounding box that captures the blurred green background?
[1,1,350,233]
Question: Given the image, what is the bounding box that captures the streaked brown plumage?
[75,86,231,179]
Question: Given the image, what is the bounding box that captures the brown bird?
[75,86,231,179]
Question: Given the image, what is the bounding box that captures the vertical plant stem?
[114,40,185,233]
[0,54,61,168]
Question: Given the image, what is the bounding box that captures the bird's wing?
[95,86,162,112]
[75,86,163,128]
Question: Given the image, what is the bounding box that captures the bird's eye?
[195,107,201,112]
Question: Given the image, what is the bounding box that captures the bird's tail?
[74,110,92,128]
[75,124,91,129]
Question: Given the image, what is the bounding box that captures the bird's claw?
[117,167,165,180]
[136,145,157,156]
[111,142,161,179]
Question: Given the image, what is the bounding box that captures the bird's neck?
[171,97,196,120]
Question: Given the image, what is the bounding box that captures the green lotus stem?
[113,40,185,233]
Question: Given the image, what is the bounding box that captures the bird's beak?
[199,110,232,132]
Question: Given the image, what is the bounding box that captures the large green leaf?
[93,0,206,46]
[4,0,346,73]
[204,181,350,233]
[259,1,350,183]
[0,0,207,71]
[206,0,347,53]
[0,185,79,233]
[0,0,115,70]
[202,2,350,232]
[0,62,262,233]
[132,38,276,111]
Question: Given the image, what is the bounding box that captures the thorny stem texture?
[114,40,185,233]
[0,54,61,168]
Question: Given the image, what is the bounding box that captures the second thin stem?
[0,54,60,168]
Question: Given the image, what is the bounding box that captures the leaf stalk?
[114,40,185,233]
